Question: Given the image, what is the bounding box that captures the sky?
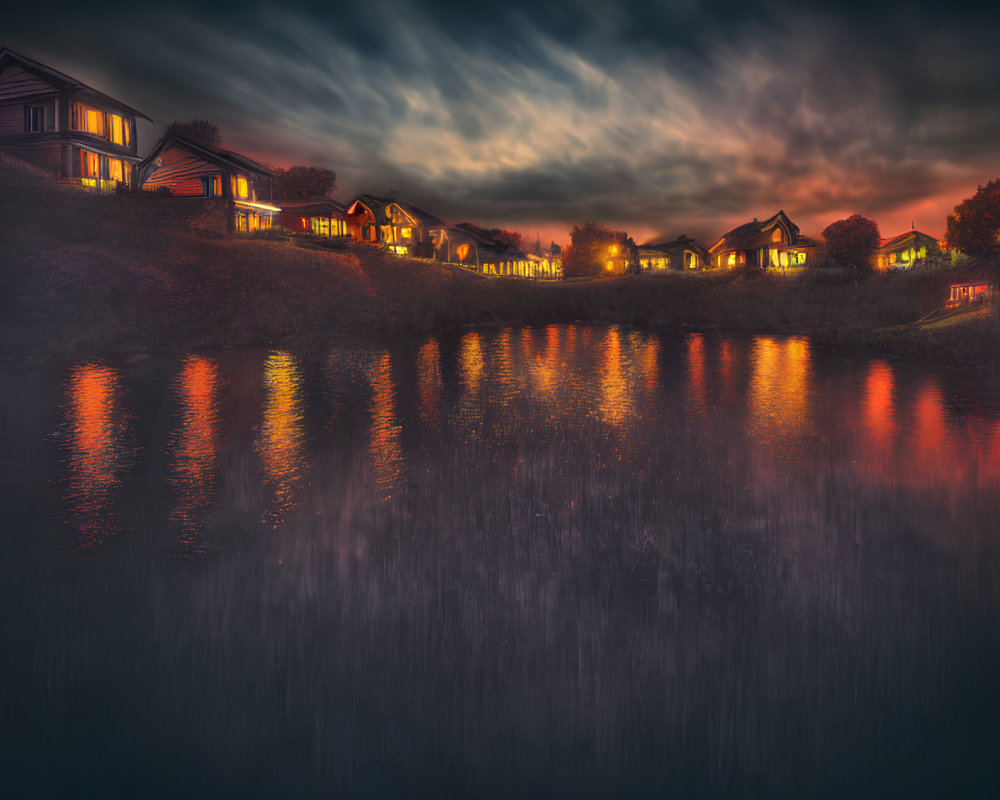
[8,0,1000,245]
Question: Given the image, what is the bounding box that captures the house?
[637,235,708,272]
[874,230,939,270]
[945,283,990,308]
[431,223,562,279]
[709,210,814,269]
[0,48,150,189]
[139,135,280,233]
[280,198,349,238]
[345,194,442,256]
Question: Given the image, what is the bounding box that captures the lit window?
[400,227,412,239]
[109,114,125,145]
[80,150,100,178]
[107,158,124,184]
[236,176,248,199]
[74,104,105,136]
[456,244,470,260]
[727,253,736,267]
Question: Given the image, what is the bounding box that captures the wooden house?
[139,135,280,233]
[945,283,991,308]
[280,199,349,238]
[637,235,708,272]
[0,48,150,189]
[345,194,442,256]
[709,210,813,269]
[874,230,939,270]
[430,223,560,278]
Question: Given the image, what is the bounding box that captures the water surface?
[2,326,999,798]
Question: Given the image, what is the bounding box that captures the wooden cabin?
[0,48,149,190]
[709,210,813,270]
[874,230,939,270]
[637,235,708,272]
[345,194,442,256]
[280,199,349,238]
[139,135,280,233]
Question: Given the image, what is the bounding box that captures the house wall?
[0,65,55,103]
[143,147,227,196]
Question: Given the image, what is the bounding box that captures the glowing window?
[107,158,124,184]
[797,252,806,264]
[80,150,100,178]
[771,228,783,243]
[780,251,789,268]
[456,244,470,260]
[400,227,412,239]
[727,253,736,267]
[109,114,125,145]
[74,104,105,136]
[236,176,248,199]
[889,253,897,264]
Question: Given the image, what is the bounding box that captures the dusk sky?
[8,0,1000,245]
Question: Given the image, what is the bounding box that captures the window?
[200,176,220,196]
[73,103,105,136]
[236,176,248,199]
[456,244,470,260]
[79,150,100,178]
[107,158,124,184]
[400,227,412,240]
[24,105,45,133]
[108,114,130,146]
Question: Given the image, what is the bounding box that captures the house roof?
[0,47,152,122]
[346,194,392,225]
[710,210,799,253]
[638,234,708,256]
[140,134,275,176]
[280,198,347,216]
[396,202,443,227]
[877,229,937,251]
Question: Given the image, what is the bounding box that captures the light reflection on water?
[8,325,1000,797]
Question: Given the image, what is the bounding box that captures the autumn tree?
[274,166,338,201]
[945,179,1000,257]
[562,222,636,279]
[821,214,881,274]
[165,119,221,150]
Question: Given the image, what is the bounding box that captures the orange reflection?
[863,361,896,447]
[638,335,660,399]
[64,364,133,547]
[598,326,631,426]
[719,339,738,401]
[686,333,707,417]
[168,356,220,556]
[417,338,443,428]
[369,350,406,495]
[747,337,812,447]
[256,351,309,530]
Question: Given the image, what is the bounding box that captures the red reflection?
[168,356,220,556]
[369,350,405,495]
[598,327,631,425]
[64,364,133,547]
[257,351,309,530]
[863,361,896,447]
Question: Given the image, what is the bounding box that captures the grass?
[2,166,998,367]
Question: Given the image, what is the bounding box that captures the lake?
[2,325,999,798]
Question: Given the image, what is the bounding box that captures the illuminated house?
[280,199,349,238]
[709,210,814,269]
[945,282,991,308]
[139,135,280,233]
[431,223,562,279]
[637,235,708,272]
[345,194,442,256]
[0,48,149,190]
[874,230,939,270]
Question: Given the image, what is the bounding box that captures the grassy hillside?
[2,170,998,366]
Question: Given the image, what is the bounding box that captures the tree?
[821,214,881,274]
[562,222,636,279]
[274,166,337,201]
[945,179,1000,257]
[164,119,221,150]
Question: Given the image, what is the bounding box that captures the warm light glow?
[686,333,707,417]
[417,338,443,427]
[598,326,631,426]
[368,350,406,495]
[257,351,309,530]
[863,360,895,447]
[168,356,220,556]
[64,364,133,547]
[747,337,812,449]
[456,243,470,260]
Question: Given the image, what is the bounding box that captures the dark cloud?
[6,1,1000,241]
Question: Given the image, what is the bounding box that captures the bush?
[821,214,880,275]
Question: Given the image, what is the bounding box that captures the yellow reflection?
[369,351,405,495]
[168,356,220,555]
[863,361,895,447]
[747,337,812,446]
[64,364,132,547]
[417,338,443,428]
[257,351,309,530]
[459,332,485,393]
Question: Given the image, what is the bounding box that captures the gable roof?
[140,134,275,177]
[638,234,708,256]
[0,47,152,122]
[710,210,799,253]
[877,229,938,251]
[346,194,392,225]
[280,198,347,215]
[395,202,443,227]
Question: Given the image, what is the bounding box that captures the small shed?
[874,230,939,270]
[280,199,349,238]
[637,235,708,271]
